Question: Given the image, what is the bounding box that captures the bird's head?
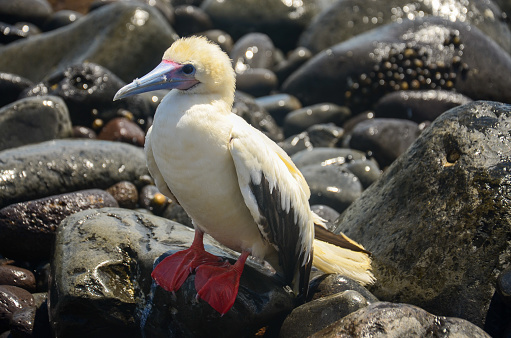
[114,36,235,104]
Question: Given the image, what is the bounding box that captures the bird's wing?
[145,126,178,203]
[228,114,314,297]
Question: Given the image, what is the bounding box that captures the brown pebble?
[0,285,35,333]
[72,126,97,139]
[98,117,145,147]
[106,181,139,209]
[0,265,36,292]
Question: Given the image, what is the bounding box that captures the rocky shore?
[0,0,510,337]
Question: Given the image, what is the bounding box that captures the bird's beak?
[113,61,199,101]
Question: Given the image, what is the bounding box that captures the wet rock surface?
[0,139,148,208]
[334,101,511,328]
[312,302,491,337]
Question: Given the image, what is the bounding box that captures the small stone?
[161,202,193,228]
[497,266,511,305]
[173,5,212,37]
[106,181,139,209]
[343,159,381,189]
[0,22,29,44]
[0,189,118,259]
[72,125,97,139]
[98,117,145,147]
[278,131,313,156]
[10,306,36,337]
[255,93,302,126]
[0,285,34,333]
[0,95,73,151]
[0,0,53,26]
[280,290,369,337]
[231,33,275,71]
[291,147,368,170]
[284,103,351,137]
[236,68,278,97]
[306,124,344,148]
[310,205,339,231]
[300,164,363,213]
[139,185,169,215]
[274,47,312,84]
[308,274,379,303]
[0,265,36,292]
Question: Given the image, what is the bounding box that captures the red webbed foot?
[194,251,250,315]
[151,230,221,292]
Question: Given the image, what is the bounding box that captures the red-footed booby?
[114,36,374,315]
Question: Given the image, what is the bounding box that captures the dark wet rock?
[278,132,313,156]
[98,117,145,147]
[173,5,212,36]
[233,91,283,141]
[31,292,51,338]
[0,0,52,26]
[200,29,234,54]
[299,0,511,55]
[0,22,29,44]
[291,147,368,169]
[280,290,369,338]
[349,118,422,168]
[334,101,511,327]
[21,63,152,130]
[313,302,491,337]
[0,96,72,151]
[255,93,302,126]
[90,0,175,26]
[308,274,378,303]
[306,124,344,148]
[0,73,33,108]
[9,305,36,337]
[42,9,82,31]
[72,125,96,139]
[310,205,339,230]
[235,68,278,97]
[0,285,34,333]
[50,208,295,337]
[34,262,50,292]
[14,22,41,37]
[342,111,375,134]
[0,139,149,208]
[300,164,363,213]
[343,159,381,189]
[284,103,351,138]
[274,47,312,84]
[0,265,36,292]
[0,189,118,259]
[161,201,193,228]
[284,17,511,113]
[374,90,473,122]
[231,33,275,72]
[138,184,169,215]
[497,267,511,305]
[202,0,335,52]
[105,181,138,209]
[0,2,178,83]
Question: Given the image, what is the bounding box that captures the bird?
[114,36,374,315]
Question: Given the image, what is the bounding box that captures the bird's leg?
[195,250,250,315]
[151,229,222,292]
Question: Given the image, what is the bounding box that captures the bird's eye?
[182,64,195,75]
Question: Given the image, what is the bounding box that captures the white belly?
[149,101,269,257]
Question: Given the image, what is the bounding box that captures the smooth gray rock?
[306,124,344,148]
[230,33,275,71]
[283,103,351,138]
[279,290,369,338]
[308,274,379,303]
[49,208,295,338]
[299,0,511,54]
[0,96,72,151]
[284,17,511,113]
[0,2,178,83]
[291,147,368,169]
[312,302,491,337]
[0,139,149,208]
[349,118,422,168]
[334,101,511,327]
